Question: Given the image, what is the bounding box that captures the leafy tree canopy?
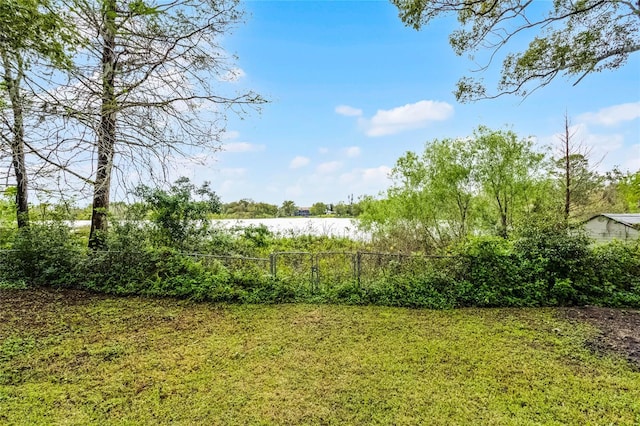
[0,0,76,68]
[278,200,297,217]
[392,0,639,101]
[310,202,329,216]
[223,199,278,218]
[360,126,547,251]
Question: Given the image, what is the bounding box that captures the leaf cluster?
[364,126,546,250]
[133,177,221,249]
[0,0,77,69]
[393,0,639,100]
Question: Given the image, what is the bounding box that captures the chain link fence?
[203,251,454,290]
[0,247,455,291]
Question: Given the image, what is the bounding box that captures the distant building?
[295,207,311,217]
[583,214,640,243]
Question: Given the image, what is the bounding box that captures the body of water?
[69,218,370,240]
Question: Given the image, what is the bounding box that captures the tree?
[43,0,264,248]
[309,202,328,216]
[603,169,640,213]
[360,136,479,251]
[278,200,297,217]
[223,199,253,217]
[222,199,277,218]
[360,127,545,250]
[392,139,477,241]
[251,202,278,218]
[134,177,221,249]
[0,0,75,228]
[0,187,17,228]
[333,202,350,217]
[534,113,619,224]
[471,127,544,238]
[616,170,640,212]
[553,115,602,223]
[392,0,639,101]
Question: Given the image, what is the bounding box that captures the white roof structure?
[596,214,640,227]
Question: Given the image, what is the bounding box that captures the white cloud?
[265,165,392,206]
[340,166,391,188]
[573,124,624,156]
[290,156,310,169]
[578,102,640,126]
[224,142,266,153]
[623,144,640,171]
[335,105,363,117]
[365,100,454,137]
[318,147,329,154]
[316,161,342,174]
[344,146,361,158]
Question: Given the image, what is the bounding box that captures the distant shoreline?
[66,218,370,240]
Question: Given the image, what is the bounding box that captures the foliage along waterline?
[0,221,638,309]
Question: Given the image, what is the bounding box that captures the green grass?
[1,290,639,425]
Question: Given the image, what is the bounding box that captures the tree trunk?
[495,193,508,238]
[563,115,571,224]
[1,49,29,228]
[88,0,117,249]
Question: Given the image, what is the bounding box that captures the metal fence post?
[311,253,319,292]
[356,251,362,288]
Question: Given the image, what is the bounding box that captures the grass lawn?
[1,289,639,425]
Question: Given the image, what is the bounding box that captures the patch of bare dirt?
[562,306,640,369]
[0,289,111,336]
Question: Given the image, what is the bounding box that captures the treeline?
[359,125,639,253]
[1,138,638,307]
[0,189,362,225]
[220,199,363,219]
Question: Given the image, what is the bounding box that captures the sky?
[179,0,640,207]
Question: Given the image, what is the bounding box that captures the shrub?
[452,237,534,307]
[80,222,156,293]
[0,215,638,309]
[513,225,593,305]
[0,223,83,287]
[589,241,640,307]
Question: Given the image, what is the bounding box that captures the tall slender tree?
[42,0,264,248]
[554,114,602,223]
[0,0,75,228]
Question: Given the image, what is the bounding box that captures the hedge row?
[0,223,638,308]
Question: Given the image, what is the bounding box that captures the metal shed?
[583,214,640,243]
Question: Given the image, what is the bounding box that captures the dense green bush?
[450,237,547,307]
[133,177,221,250]
[589,241,640,306]
[80,222,156,293]
[513,226,594,305]
[0,219,638,308]
[0,223,83,287]
[364,272,456,309]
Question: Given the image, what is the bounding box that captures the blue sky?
[186,0,640,207]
